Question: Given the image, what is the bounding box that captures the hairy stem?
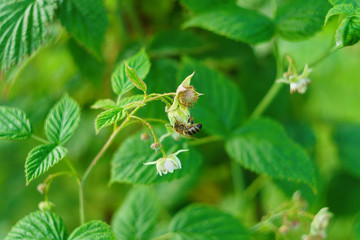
[31,134,48,144]
[188,135,223,146]
[231,158,245,213]
[81,105,141,186]
[77,179,85,225]
[250,40,284,119]
[130,115,167,157]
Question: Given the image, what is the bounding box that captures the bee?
[173,117,202,137]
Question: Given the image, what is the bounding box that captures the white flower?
[277,64,312,94]
[290,78,311,94]
[144,149,188,176]
[302,208,333,240]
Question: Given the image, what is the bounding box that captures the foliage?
[1,0,360,239]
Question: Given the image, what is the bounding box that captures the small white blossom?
[302,208,333,240]
[144,149,188,176]
[290,78,311,94]
[277,63,312,94]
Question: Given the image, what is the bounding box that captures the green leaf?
[118,95,145,110]
[275,0,331,41]
[91,99,116,110]
[58,0,108,57]
[111,127,202,184]
[330,0,360,7]
[111,49,151,96]
[335,12,360,47]
[333,123,360,177]
[180,0,236,13]
[111,187,160,240]
[45,94,80,145]
[325,4,356,25]
[150,30,206,56]
[68,221,116,240]
[169,204,250,240]
[95,107,125,134]
[5,210,67,240]
[225,118,315,188]
[125,61,147,92]
[0,107,32,140]
[178,57,246,137]
[0,0,57,72]
[25,144,67,184]
[183,6,274,44]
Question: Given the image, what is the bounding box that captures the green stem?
[31,134,48,144]
[310,45,337,68]
[81,105,142,186]
[77,179,85,225]
[64,158,78,176]
[243,175,268,201]
[250,40,284,119]
[63,158,84,224]
[188,135,223,146]
[250,82,283,119]
[231,158,245,213]
[130,115,167,157]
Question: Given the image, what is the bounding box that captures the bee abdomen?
[184,124,202,136]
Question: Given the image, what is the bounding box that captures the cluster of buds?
[166,72,203,127]
[302,208,333,240]
[144,150,188,176]
[277,56,312,94]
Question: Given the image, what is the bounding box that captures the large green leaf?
[111,49,151,96]
[58,0,108,57]
[0,106,32,140]
[178,57,246,137]
[225,118,315,188]
[180,0,236,13]
[183,6,274,44]
[168,204,250,240]
[275,0,331,41]
[111,187,160,240]
[325,4,356,25]
[150,30,206,56]
[5,210,67,240]
[111,127,202,184]
[68,221,116,240]
[333,123,360,178]
[95,107,125,134]
[25,144,67,184]
[0,0,57,72]
[45,94,80,145]
[330,0,360,7]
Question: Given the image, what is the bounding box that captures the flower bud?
[150,142,162,151]
[302,208,333,240]
[178,86,200,107]
[141,132,150,140]
[336,13,360,48]
[38,201,55,211]
[37,183,47,194]
[167,103,190,127]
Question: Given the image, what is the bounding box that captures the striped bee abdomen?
[184,123,202,136]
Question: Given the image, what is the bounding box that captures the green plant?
[1,0,360,239]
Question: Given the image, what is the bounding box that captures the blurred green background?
[1,0,360,239]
